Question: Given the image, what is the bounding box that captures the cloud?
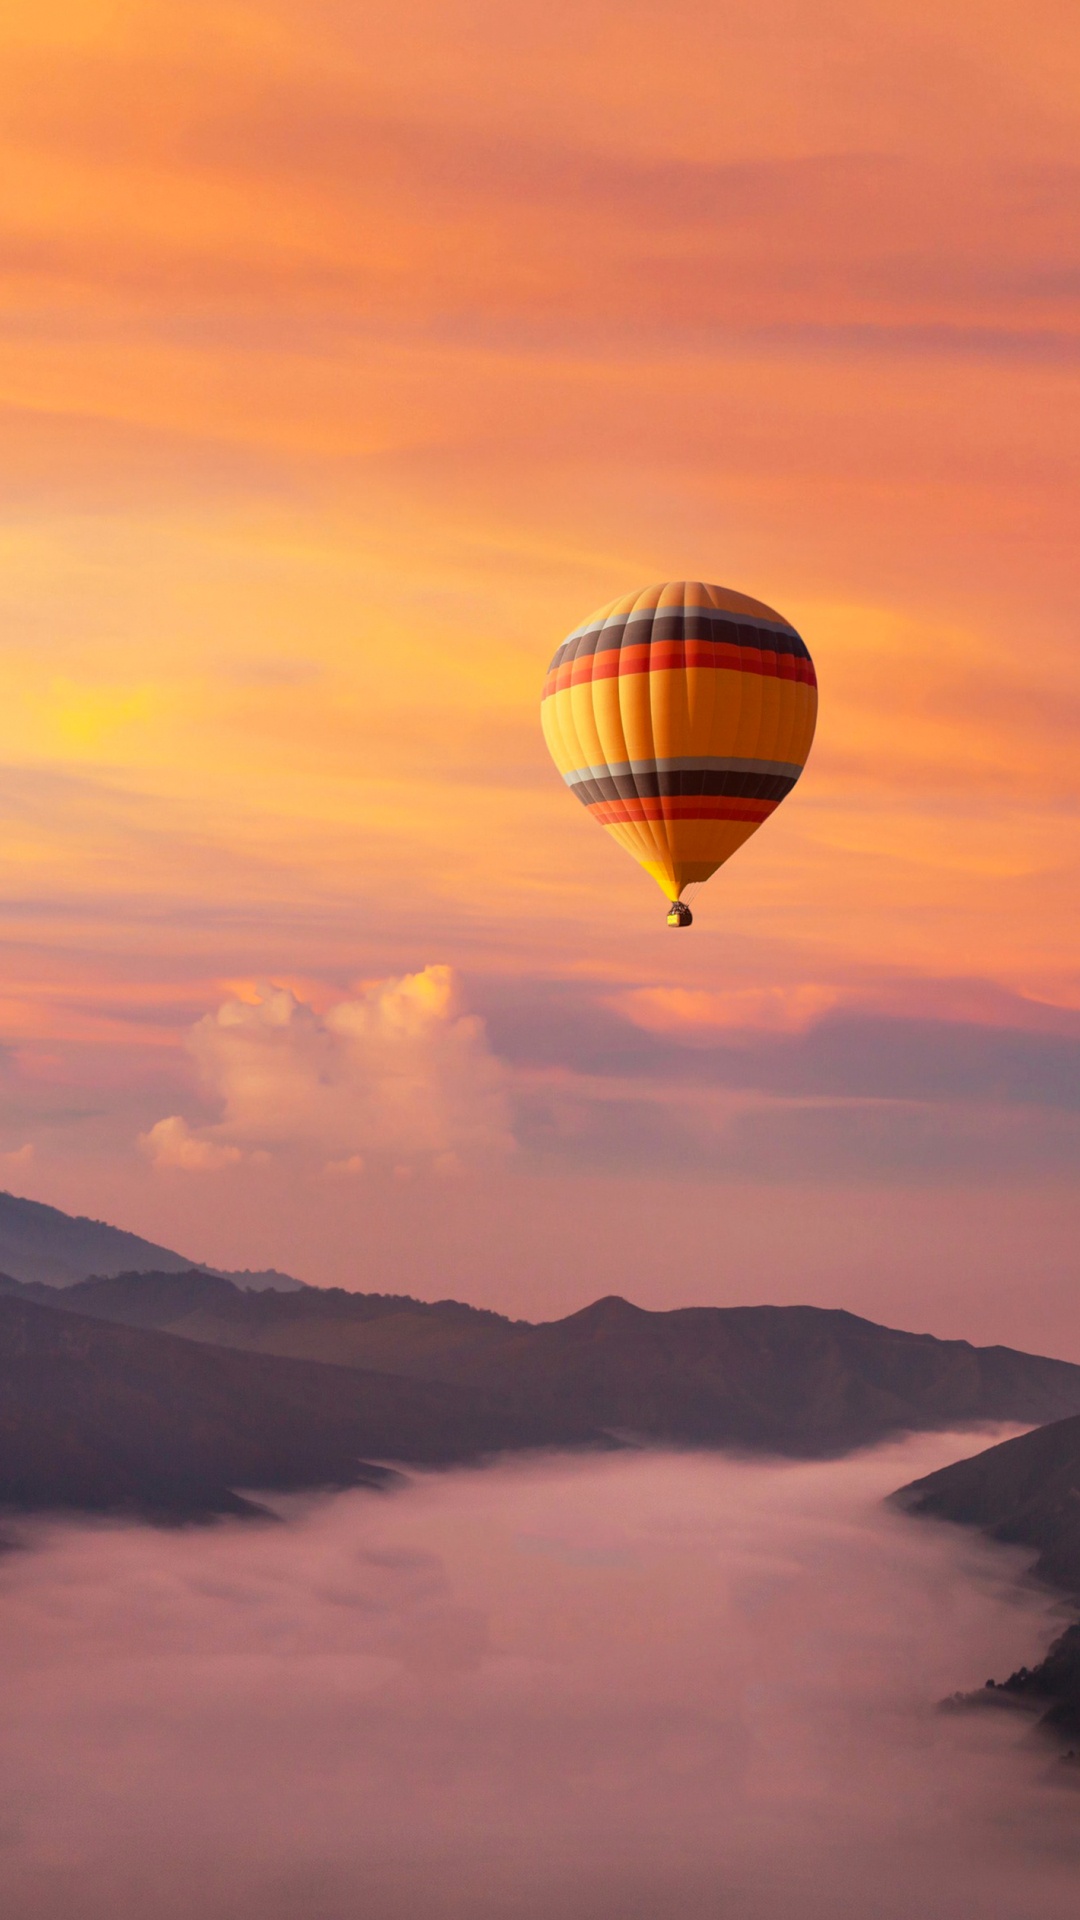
[479,975,1080,1110]
[617,984,844,1036]
[139,1115,244,1172]
[143,966,514,1171]
[470,973,1080,1183]
[0,1143,35,1178]
[0,1439,1077,1920]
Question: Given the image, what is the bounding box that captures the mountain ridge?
[10,1266,1080,1459]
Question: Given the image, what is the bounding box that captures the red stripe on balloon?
[587,797,777,825]
[541,644,816,699]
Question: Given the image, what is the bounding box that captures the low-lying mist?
[1,1435,1078,1920]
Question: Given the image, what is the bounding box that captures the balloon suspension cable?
[666,899,693,928]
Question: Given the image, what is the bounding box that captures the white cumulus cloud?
[141,966,514,1173]
[140,1116,245,1171]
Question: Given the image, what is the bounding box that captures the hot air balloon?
[540,581,816,925]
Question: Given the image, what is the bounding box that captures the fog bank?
[1,1435,1078,1919]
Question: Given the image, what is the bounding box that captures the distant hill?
[0,1266,520,1363]
[0,1294,604,1519]
[0,1190,305,1290]
[11,1270,1080,1457]
[210,1269,306,1293]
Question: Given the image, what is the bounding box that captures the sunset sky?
[2,0,1079,1350]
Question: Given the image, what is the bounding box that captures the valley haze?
[2,1440,1079,1920]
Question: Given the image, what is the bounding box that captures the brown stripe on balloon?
[569,770,798,805]
[549,613,811,669]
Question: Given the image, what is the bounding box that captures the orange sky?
[2,0,1079,1347]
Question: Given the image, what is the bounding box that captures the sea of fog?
[1,1433,1078,1919]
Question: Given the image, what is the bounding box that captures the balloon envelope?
[541,581,817,905]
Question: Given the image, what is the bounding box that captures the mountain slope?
[896,1417,1080,1741]
[0,1190,304,1290]
[0,1295,603,1519]
[13,1271,1080,1456]
[895,1416,1080,1593]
